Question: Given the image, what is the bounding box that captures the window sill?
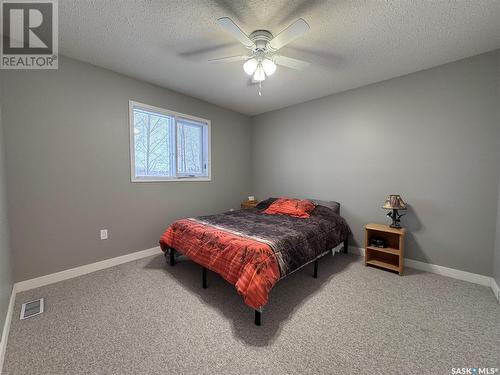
[131,177,212,183]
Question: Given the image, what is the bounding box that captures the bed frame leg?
[254,310,262,326]
[343,238,349,254]
[313,259,318,278]
[169,248,176,266]
[202,267,207,289]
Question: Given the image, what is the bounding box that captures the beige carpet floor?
[4,252,500,375]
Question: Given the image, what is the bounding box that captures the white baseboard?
[404,258,492,286]
[11,244,496,296]
[348,246,496,292]
[492,278,500,304]
[15,246,162,293]
[0,286,16,373]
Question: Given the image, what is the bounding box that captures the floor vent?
[20,298,44,320]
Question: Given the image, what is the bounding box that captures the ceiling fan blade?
[179,42,239,60]
[269,18,310,50]
[208,55,249,63]
[217,17,255,48]
[274,55,310,70]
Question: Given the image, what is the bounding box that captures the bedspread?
[160,207,350,309]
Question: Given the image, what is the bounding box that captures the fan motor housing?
[249,30,274,51]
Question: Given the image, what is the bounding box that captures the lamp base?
[388,209,403,229]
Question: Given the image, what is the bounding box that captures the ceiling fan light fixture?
[243,58,258,75]
[262,58,276,76]
[253,64,266,81]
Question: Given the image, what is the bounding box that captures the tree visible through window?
[177,119,205,175]
[130,102,210,181]
[134,109,172,177]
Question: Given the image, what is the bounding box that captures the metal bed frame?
[165,237,348,326]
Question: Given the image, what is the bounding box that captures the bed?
[159,197,351,325]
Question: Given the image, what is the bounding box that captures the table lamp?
[382,195,407,228]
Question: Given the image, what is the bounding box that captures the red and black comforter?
[160,203,350,309]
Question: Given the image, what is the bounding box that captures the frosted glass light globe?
[243,58,258,75]
[253,64,266,81]
[262,58,277,76]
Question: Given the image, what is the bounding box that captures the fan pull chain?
[258,81,262,96]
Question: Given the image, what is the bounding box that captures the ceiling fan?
[209,17,311,95]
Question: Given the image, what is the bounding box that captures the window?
[129,101,210,182]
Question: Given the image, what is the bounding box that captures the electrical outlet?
[100,229,108,240]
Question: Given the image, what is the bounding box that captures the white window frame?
[129,100,211,182]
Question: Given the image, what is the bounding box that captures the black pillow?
[309,199,340,214]
[256,197,277,210]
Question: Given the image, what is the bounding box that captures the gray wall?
[0,104,13,338]
[494,172,500,288]
[494,53,500,289]
[251,50,500,276]
[0,52,499,282]
[0,57,252,281]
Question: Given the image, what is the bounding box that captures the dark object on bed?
[310,199,341,214]
[161,198,350,326]
[255,197,277,209]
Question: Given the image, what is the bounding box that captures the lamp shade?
[382,195,407,210]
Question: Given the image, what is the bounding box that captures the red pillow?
[263,197,315,218]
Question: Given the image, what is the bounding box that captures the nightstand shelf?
[365,259,400,272]
[366,246,400,256]
[365,223,406,275]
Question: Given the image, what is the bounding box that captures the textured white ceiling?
[60,0,500,115]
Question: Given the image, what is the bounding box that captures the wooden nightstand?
[241,200,258,209]
[365,223,406,275]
